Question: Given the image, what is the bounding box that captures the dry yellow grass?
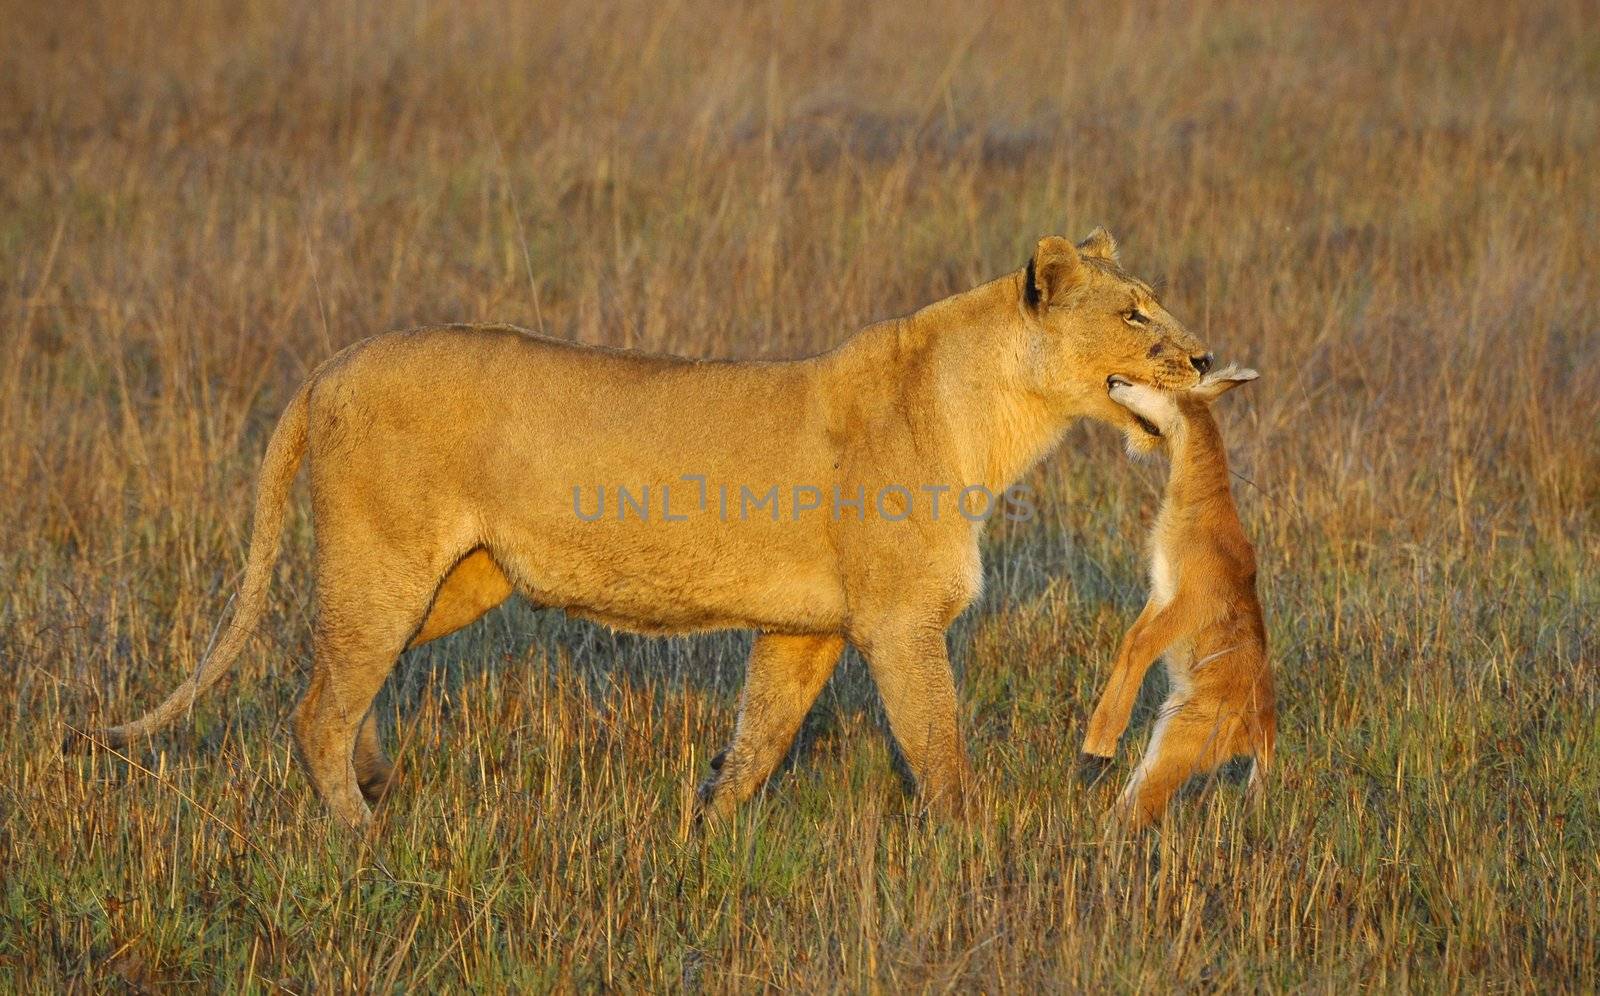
[3,0,1598,988]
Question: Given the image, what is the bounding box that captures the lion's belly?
[548,584,844,636]
[528,573,848,636]
[493,518,849,637]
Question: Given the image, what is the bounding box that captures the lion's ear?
[1077,226,1119,263]
[1023,236,1085,311]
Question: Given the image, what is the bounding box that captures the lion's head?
[1017,229,1211,443]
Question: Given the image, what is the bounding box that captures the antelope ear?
[1023,236,1085,311]
[1192,365,1259,401]
[1077,226,1119,263]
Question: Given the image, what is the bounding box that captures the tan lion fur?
[1080,366,1276,830]
[99,229,1212,829]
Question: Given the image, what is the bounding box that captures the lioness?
[99,229,1212,829]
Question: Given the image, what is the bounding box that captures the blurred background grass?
[2,0,1597,988]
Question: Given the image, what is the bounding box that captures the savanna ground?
[3,0,1598,989]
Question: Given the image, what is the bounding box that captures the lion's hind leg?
[293,541,452,830]
[408,548,513,649]
[354,710,395,804]
[343,549,513,806]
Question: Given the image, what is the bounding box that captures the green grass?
[2,0,1598,989]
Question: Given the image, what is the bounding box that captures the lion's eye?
[1124,309,1150,325]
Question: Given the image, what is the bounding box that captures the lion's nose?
[1191,353,1213,375]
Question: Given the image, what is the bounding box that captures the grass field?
[3,0,1598,989]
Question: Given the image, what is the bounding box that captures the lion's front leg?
[697,633,845,818]
[853,616,971,816]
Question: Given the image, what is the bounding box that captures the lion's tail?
[97,380,312,748]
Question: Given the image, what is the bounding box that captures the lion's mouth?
[1106,375,1162,437]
